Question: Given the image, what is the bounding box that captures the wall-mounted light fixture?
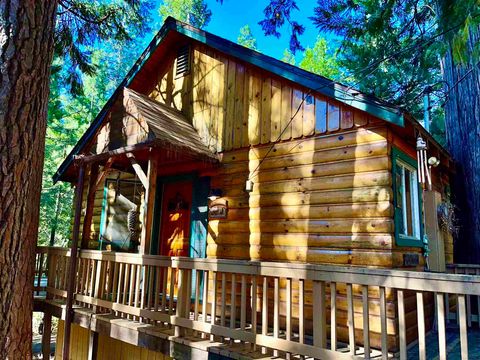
[245,180,253,192]
[428,156,440,167]
[208,188,223,201]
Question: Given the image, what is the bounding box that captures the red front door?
[159,180,193,257]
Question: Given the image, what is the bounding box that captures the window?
[392,148,422,246]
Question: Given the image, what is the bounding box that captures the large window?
[392,148,422,246]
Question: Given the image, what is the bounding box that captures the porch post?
[63,156,86,360]
[139,150,158,254]
[81,164,98,249]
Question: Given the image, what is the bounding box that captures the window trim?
[392,147,424,247]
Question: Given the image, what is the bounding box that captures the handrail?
[35,246,480,359]
[73,248,480,295]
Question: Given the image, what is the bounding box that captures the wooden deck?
[34,247,480,359]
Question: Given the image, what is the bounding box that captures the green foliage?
[238,25,258,50]
[159,0,212,28]
[55,0,153,95]
[39,1,155,246]
[299,36,341,79]
[281,49,296,65]
[310,0,451,144]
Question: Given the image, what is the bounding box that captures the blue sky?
[204,0,322,61]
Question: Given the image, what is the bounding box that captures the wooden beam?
[139,151,158,254]
[95,157,114,189]
[126,152,148,189]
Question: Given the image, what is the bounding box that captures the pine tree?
[238,25,258,50]
[0,1,153,356]
[159,0,212,28]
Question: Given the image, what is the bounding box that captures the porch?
[34,247,480,359]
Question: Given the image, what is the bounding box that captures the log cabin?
[34,17,469,360]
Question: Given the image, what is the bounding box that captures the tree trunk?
[440,25,480,264]
[0,1,57,358]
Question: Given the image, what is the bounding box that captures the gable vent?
[175,45,191,78]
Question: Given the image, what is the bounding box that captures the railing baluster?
[379,286,387,360]
[230,273,236,331]
[273,277,279,357]
[299,279,305,346]
[347,283,356,355]
[466,281,472,327]
[251,275,257,350]
[362,285,370,359]
[147,265,154,311]
[175,268,186,337]
[135,265,142,321]
[240,274,247,331]
[111,261,118,304]
[436,292,446,360]
[458,294,469,360]
[313,280,326,348]
[194,269,200,321]
[161,267,168,313]
[220,273,226,327]
[128,264,136,319]
[261,276,268,355]
[168,267,175,315]
[416,291,426,360]
[210,271,217,341]
[154,266,160,313]
[202,270,209,337]
[285,277,292,360]
[330,281,337,351]
[397,289,407,360]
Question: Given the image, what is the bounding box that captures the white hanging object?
[416,135,431,190]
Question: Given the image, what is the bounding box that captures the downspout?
[62,156,86,360]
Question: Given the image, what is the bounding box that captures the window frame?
[391,147,423,247]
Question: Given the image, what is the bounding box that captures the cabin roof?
[54,17,447,183]
[123,88,216,160]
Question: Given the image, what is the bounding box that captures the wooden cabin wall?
[148,44,372,153]
[56,320,170,359]
[208,126,394,266]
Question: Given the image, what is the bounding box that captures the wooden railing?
[447,263,480,328]
[36,247,480,360]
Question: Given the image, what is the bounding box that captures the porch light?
[208,188,223,201]
[428,156,440,167]
[245,179,254,192]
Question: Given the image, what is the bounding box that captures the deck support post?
[63,157,86,360]
[41,312,52,360]
[139,150,158,254]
